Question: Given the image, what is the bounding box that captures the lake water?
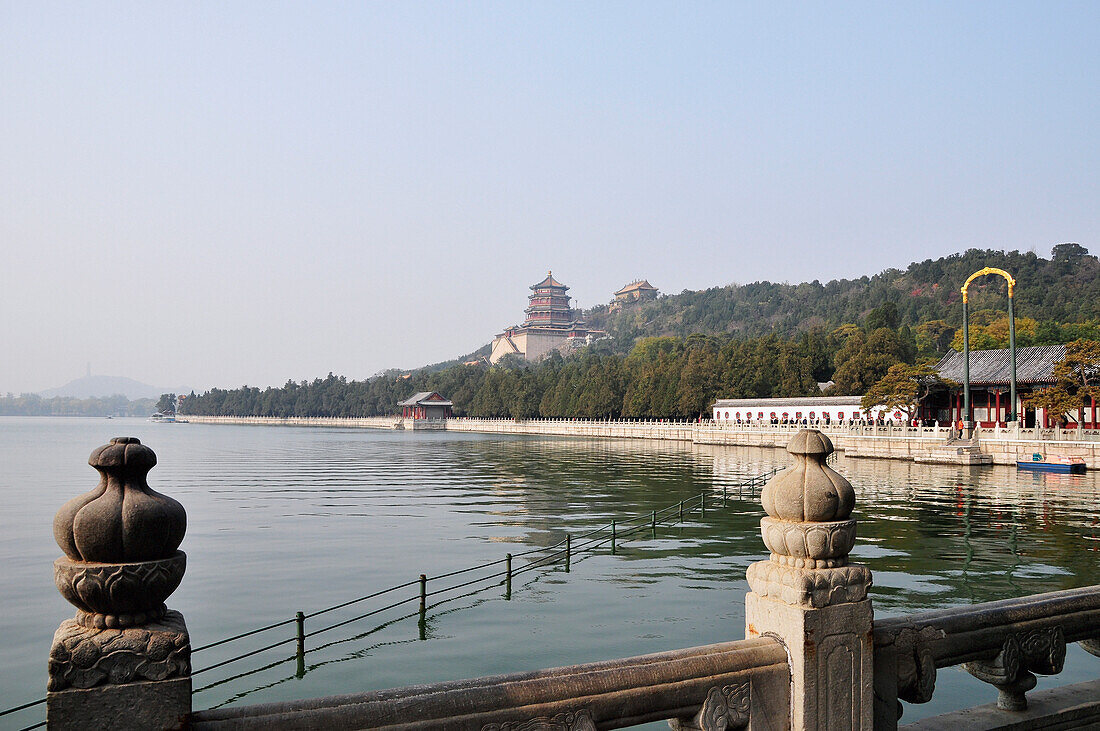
[2,416,1099,729]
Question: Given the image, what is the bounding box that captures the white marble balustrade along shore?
[179,415,1100,469]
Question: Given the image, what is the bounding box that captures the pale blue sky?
[1,2,1097,393]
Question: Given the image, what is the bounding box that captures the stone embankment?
[180,416,1100,468]
[182,415,402,429]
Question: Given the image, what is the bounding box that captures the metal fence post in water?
[651,510,657,534]
[505,554,512,599]
[611,521,617,554]
[679,500,684,522]
[565,534,571,572]
[296,611,306,679]
[699,492,705,516]
[418,574,427,640]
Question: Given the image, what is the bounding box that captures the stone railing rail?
[29,431,1100,730]
[873,586,1100,729]
[189,637,790,730]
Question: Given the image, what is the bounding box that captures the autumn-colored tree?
[861,363,956,421]
[1026,339,1100,425]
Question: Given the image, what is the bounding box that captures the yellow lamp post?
[960,267,1018,427]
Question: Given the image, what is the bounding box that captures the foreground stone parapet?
[47,438,190,731]
[745,429,873,730]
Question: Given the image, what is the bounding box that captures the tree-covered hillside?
[586,244,1098,349]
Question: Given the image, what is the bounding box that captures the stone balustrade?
[182,415,1100,468]
[874,587,1100,728]
[43,432,1100,730]
[190,637,790,730]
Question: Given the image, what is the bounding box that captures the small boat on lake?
[1016,454,1087,474]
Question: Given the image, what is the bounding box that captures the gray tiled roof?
[397,392,454,407]
[934,344,1066,385]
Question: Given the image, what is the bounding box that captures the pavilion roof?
[934,344,1067,386]
[397,391,454,407]
[614,279,658,296]
[530,271,568,290]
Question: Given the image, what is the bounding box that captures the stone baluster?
[48,437,191,730]
[963,626,1066,711]
[745,429,873,730]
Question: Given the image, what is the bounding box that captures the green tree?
[830,329,905,394]
[156,393,177,414]
[861,364,955,421]
[865,302,900,331]
[1026,339,1100,425]
[916,320,956,355]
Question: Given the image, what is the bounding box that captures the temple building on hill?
[609,279,659,311]
[490,271,597,364]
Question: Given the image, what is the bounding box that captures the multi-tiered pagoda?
[490,271,593,364]
[522,272,581,329]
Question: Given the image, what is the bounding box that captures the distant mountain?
[39,375,184,401]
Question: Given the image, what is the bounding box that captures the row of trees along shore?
[180,313,1100,422]
[179,246,1100,421]
[0,394,155,417]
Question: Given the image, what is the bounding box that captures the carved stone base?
[746,591,873,731]
[47,675,190,731]
[746,559,871,608]
[48,610,189,691]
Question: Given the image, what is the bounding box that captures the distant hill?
[39,375,183,401]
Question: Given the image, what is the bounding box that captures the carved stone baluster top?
[54,436,186,563]
[49,437,191,709]
[748,430,870,606]
[761,430,853,523]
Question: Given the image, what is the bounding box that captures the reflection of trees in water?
[442,437,785,553]
[833,455,1100,608]
[377,434,1100,611]
[445,437,1100,608]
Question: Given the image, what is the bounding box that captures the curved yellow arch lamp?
[959,267,1018,426]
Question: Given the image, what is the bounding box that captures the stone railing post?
[48,437,191,730]
[745,429,873,730]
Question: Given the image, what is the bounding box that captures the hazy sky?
[2,2,1097,394]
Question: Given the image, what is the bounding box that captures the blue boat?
[1017,454,1087,474]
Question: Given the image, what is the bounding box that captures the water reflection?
[2,419,1098,729]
